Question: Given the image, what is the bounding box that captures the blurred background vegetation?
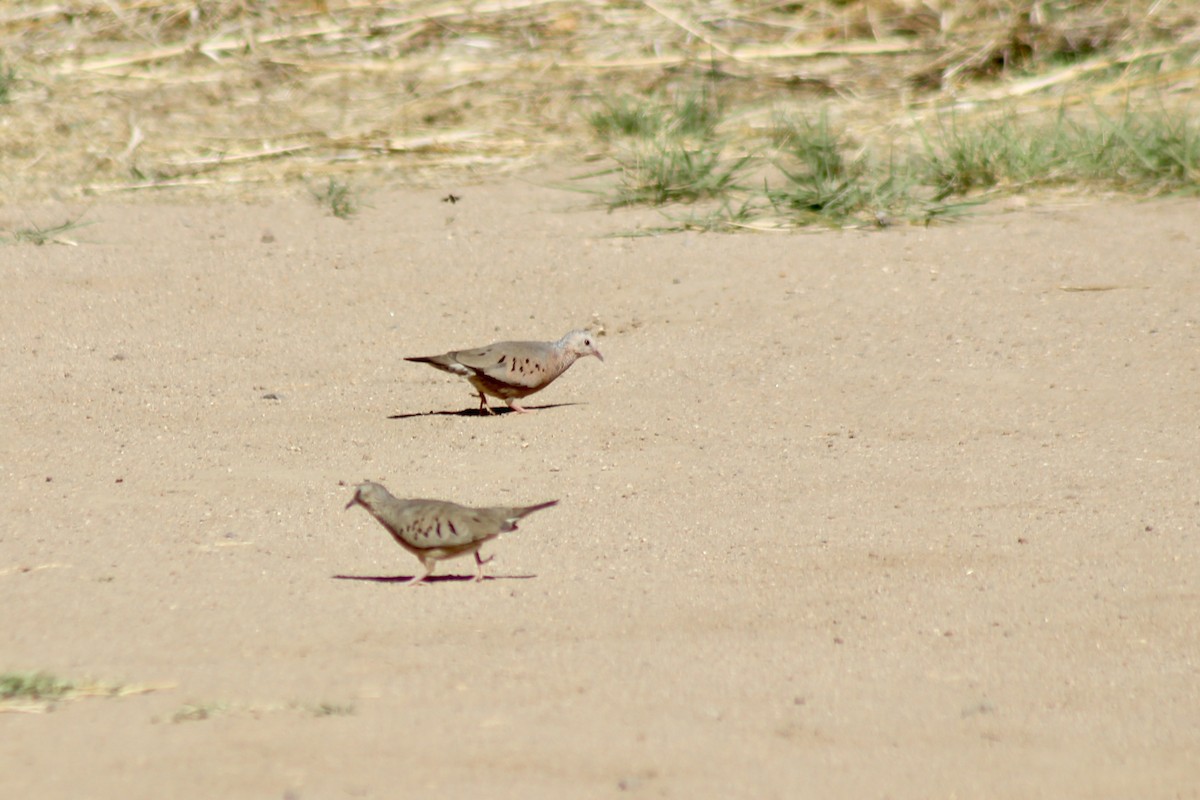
[0,0,1196,223]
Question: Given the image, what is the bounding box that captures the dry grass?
[0,0,1197,203]
[0,670,170,713]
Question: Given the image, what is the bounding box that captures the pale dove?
[344,481,557,585]
[405,329,603,414]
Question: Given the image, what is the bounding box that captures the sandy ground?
[2,180,1198,799]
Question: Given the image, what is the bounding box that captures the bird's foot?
[403,568,434,587]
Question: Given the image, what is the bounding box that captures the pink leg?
[474,550,494,581]
[478,392,496,415]
[403,562,435,587]
[506,400,530,414]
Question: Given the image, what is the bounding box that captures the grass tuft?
[607,146,754,208]
[918,105,1200,200]
[3,218,91,246]
[762,113,978,228]
[585,89,753,211]
[1,671,75,701]
[766,112,876,226]
[308,701,355,717]
[580,94,1200,231]
[312,178,360,219]
[589,90,723,142]
[1083,105,1200,191]
[0,670,165,713]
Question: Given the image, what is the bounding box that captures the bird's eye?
[584,339,591,346]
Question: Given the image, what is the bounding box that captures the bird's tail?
[518,500,559,517]
[405,354,467,377]
[502,499,559,528]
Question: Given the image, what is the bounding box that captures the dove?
[405,329,603,414]
[344,481,558,585]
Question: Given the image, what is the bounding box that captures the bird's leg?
[478,391,496,415]
[404,562,435,587]
[474,550,494,581]
[506,399,531,414]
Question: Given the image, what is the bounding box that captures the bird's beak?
[594,348,604,362]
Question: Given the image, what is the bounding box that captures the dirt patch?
[2,178,1198,796]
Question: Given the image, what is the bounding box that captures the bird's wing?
[453,341,563,389]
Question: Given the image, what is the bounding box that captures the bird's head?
[345,481,388,511]
[562,329,604,362]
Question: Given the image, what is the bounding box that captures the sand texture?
[2,183,1198,798]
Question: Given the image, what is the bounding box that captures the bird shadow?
[332,573,536,584]
[387,402,579,420]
